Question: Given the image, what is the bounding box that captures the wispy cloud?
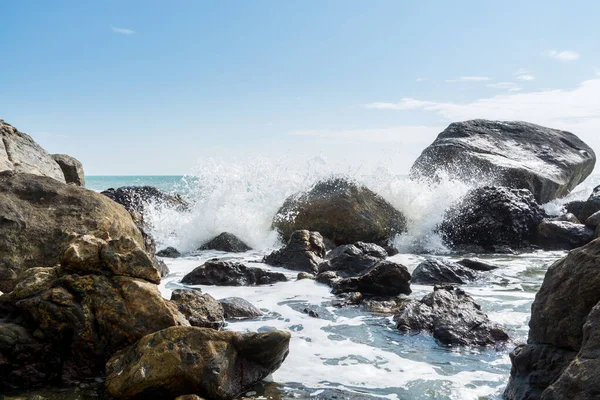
[416,78,428,82]
[547,50,580,62]
[111,26,135,35]
[514,68,535,81]
[485,82,522,91]
[445,76,491,83]
[365,98,438,111]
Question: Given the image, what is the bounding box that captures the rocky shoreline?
[1,118,599,399]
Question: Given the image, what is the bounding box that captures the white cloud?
[485,82,522,91]
[547,50,580,62]
[290,126,443,144]
[445,76,491,83]
[364,98,438,111]
[416,78,427,82]
[514,68,535,81]
[111,26,135,35]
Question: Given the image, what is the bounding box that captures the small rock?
[302,308,319,318]
[219,297,263,320]
[198,232,252,253]
[332,292,363,307]
[585,210,600,228]
[411,258,480,285]
[332,260,411,297]
[457,258,499,271]
[182,259,287,286]
[315,271,339,286]
[156,246,181,258]
[170,289,225,329]
[362,297,405,314]
[536,220,595,250]
[551,212,581,224]
[297,272,315,280]
[319,242,388,278]
[51,154,85,186]
[263,230,325,274]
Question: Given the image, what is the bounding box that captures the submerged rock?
[394,285,509,347]
[182,259,287,286]
[105,327,291,400]
[0,120,66,183]
[156,246,182,258]
[439,186,545,250]
[410,120,596,203]
[457,258,499,271]
[272,177,406,246]
[411,258,481,285]
[51,154,85,186]
[198,232,252,252]
[219,297,263,320]
[263,230,325,274]
[332,260,411,297]
[0,171,146,293]
[319,242,388,278]
[170,289,225,329]
[535,220,595,250]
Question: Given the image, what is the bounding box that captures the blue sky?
[1,1,599,175]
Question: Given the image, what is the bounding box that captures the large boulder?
[411,258,481,285]
[394,285,509,347]
[181,259,287,286]
[170,289,225,329]
[105,327,290,400]
[0,171,145,293]
[318,242,388,278]
[219,297,263,320]
[272,178,406,246]
[439,186,545,250]
[331,260,411,297]
[504,238,600,398]
[101,185,189,216]
[410,120,596,203]
[263,230,325,274]
[51,154,85,186]
[198,232,252,253]
[0,120,66,183]
[535,220,595,250]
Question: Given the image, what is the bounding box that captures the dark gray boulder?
[219,297,263,320]
[0,120,66,183]
[411,258,481,285]
[410,120,596,203]
[198,232,252,253]
[181,259,287,286]
[51,154,84,186]
[272,177,406,246]
[331,260,411,297]
[170,289,225,329]
[535,220,595,250]
[263,230,325,274]
[101,185,189,217]
[580,185,600,222]
[156,246,181,258]
[585,211,600,229]
[319,242,388,278]
[394,285,509,347]
[457,258,499,271]
[439,186,545,250]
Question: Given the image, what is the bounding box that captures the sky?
[1,0,599,175]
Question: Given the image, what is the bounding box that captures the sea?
[86,160,600,400]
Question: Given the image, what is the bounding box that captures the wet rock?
[175,396,205,400]
[410,120,596,203]
[580,185,600,222]
[457,258,499,271]
[411,258,480,285]
[0,120,66,183]
[198,232,252,253]
[263,230,325,274]
[564,200,586,220]
[51,154,85,186]
[105,327,291,400]
[272,177,406,246]
[439,186,545,250]
[155,259,170,277]
[394,285,509,347]
[332,292,363,307]
[0,171,146,293]
[535,220,595,250]
[219,297,263,320]
[332,260,411,297]
[550,212,580,224]
[585,210,600,229]
[315,271,339,286]
[181,259,287,286]
[319,242,388,278]
[296,272,315,280]
[156,246,181,258]
[504,344,577,400]
[170,289,225,329]
[101,185,188,217]
[362,297,405,314]
[384,246,399,256]
[302,308,319,318]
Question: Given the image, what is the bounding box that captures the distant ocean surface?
[86,175,186,192]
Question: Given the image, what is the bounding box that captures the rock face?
[411,258,481,285]
[332,260,411,297]
[198,232,252,253]
[0,171,145,293]
[439,186,545,250]
[1,234,186,382]
[101,185,189,216]
[272,178,406,246]
[105,327,291,400]
[181,259,287,286]
[219,297,263,320]
[394,285,509,347]
[0,120,66,183]
[263,230,325,274]
[51,154,84,186]
[319,242,388,278]
[410,120,596,203]
[170,289,225,329]
[504,238,600,399]
[535,220,595,250]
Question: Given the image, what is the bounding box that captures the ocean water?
[86,161,600,400]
